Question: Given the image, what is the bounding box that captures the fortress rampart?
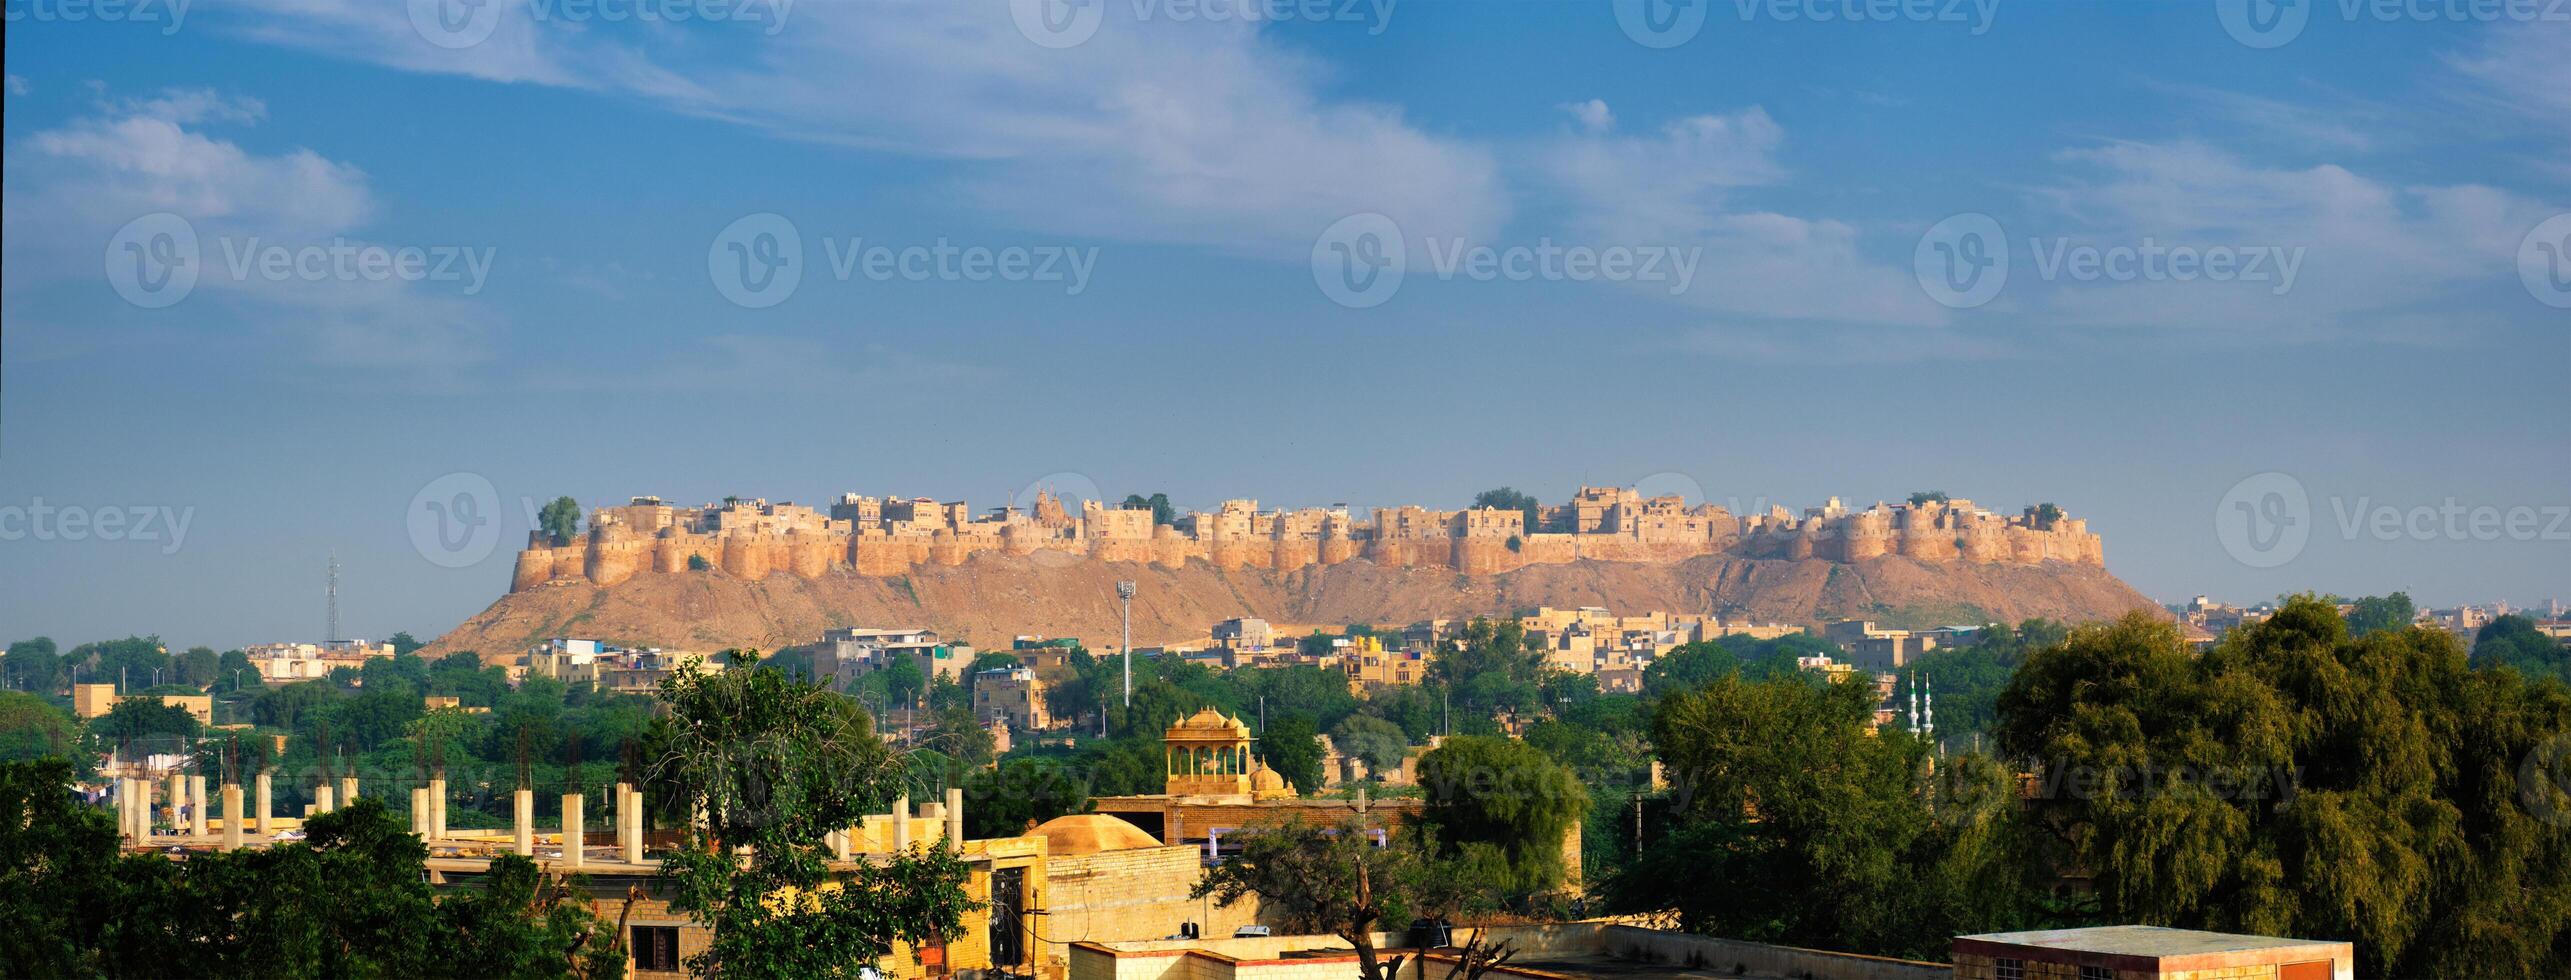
[508,487,2106,592]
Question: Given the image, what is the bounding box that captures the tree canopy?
[652,651,976,977]
[538,496,583,546]
[1995,599,2571,977]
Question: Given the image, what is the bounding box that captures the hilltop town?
[509,486,2105,591]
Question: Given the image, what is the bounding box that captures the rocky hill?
[425,552,2162,662]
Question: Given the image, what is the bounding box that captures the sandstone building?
[511,487,2105,592]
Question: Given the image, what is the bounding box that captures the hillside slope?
[424,553,2162,661]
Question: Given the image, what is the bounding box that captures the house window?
[633,925,681,972]
[1995,958,2023,980]
[2079,966,2113,980]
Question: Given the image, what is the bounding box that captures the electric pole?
[1117,581,1136,707]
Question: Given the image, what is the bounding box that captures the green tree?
[0,692,93,772]
[1119,492,1177,526]
[1994,600,2571,977]
[92,696,199,751]
[1258,714,1326,795]
[1908,491,1950,506]
[2343,591,2417,637]
[1415,735,1589,898]
[879,657,928,707]
[538,496,584,545]
[433,854,632,979]
[1611,670,2033,959]
[0,758,127,976]
[2473,614,2568,684]
[212,649,257,695]
[388,631,427,656]
[961,757,1090,838]
[652,651,976,978]
[1329,714,1410,774]
[1471,487,1543,535]
[172,646,222,688]
[1431,618,1545,726]
[4,636,62,693]
[1193,818,1488,980]
[70,635,168,690]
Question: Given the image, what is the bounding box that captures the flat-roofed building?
[1953,926,2352,980]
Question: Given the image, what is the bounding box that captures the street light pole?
[1116,581,1136,708]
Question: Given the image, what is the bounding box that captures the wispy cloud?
[1538,103,1945,328]
[212,0,1507,255]
[1,88,495,370]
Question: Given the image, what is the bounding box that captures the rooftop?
[1957,925,2347,957]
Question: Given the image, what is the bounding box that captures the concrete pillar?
[428,777,447,840]
[829,828,850,862]
[945,787,964,851]
[167,772,186,830]
[255,771,272,835]
[562,793,584,868]
[893,795,911,852]
[222,784,245,850]
[513,789,534,856]
[339,775,358,804]
[621,786,644,864]
[119,778,140,843]
[410,787,429,835]
[314,783,335,815]
[189,775,209,837]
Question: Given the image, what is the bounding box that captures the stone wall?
[508,489,2107,592]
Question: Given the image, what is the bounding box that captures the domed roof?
[1165,708,1252,741]
[1029,814,1161,855]
[1250,765,1288,792]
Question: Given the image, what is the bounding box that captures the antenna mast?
[326,552,341,644]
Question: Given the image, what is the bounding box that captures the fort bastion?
[509,486,2105,592]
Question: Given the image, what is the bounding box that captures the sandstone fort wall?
[508,488,2106,592]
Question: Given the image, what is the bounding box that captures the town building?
[242,639,397,683]
[1953,925,2352,980]
[819,626,973,686]
[972,666,1055,731]
[73,684,214,725]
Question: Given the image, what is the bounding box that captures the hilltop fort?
[510,486,2104,592]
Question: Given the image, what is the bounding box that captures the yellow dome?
[1249,761,1297,799]
[1029,814,1162,855]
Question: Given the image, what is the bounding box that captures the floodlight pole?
[1117,581,1136,707]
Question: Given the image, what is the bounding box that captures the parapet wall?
[507,489,2106,592]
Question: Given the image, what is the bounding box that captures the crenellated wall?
[506,489,2108,591]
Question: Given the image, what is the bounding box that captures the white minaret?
[1923,678,1936,742]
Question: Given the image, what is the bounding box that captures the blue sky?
[2,0,2565,650]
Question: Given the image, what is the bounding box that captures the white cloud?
[1561,99,1614,134]
[212,0,1507,254]
[2023,140,2548,336]
[1,90,493,369]
[2446,18,2571,142]
[1539,104,1944,327]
